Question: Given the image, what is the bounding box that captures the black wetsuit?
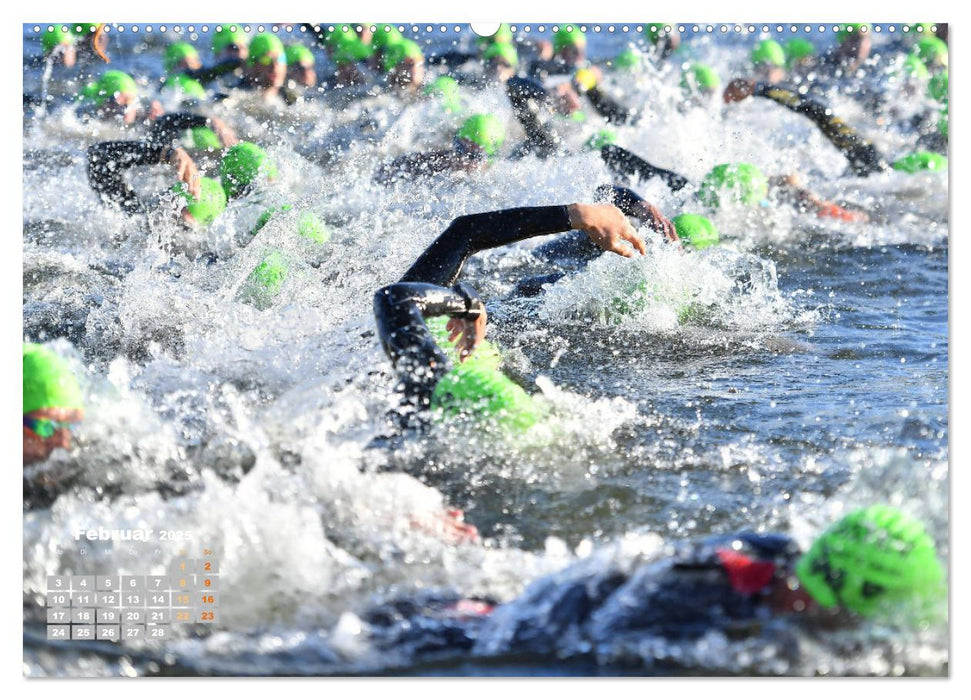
[86,112,221,214]
[365,532,806,659]
[751,84,890,176]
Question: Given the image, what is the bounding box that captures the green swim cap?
[72,23,101,36]
[164,42,200,73]
[902,53,930,81]
[795,505,945,617]
[644,24,669,45]
[584,129,618,151]
[248,33,287,66]
[382,39,422,72]
[41,27,75,54]
[784,38,816,68]
[161,74,206,100]
[183,126,222,152]
[220,143,279,198]
[477,23,513,47]
[456,114,505,157]
[914,36,948,67]
[673,214,720,249]
[87,70,138,106]
[892,151,947,173]
[425,316,502,370]
[612,48,641,70]
[371,24,404,51]
[836,24,868,44]
[928,70,948,103]
[23,344,84,415]
[483,41,519,68]
[239,250,289,310]
[285,43,315,67]
[424,75,462,113]
[680,63,721,93]
[751,39,785,68]
[553,24,587,52]
[172,177,227,227]
[431,363,539,431]
[698,163,769,208]
[212,24,248,55]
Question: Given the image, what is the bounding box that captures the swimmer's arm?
[87,141,200,213]
[426,51,476,68]
[748,82,888,176]
[149,113,237,148]
[373,282,486,404]
[599,144,689,191]
[595,185,678,241]
[584,86,635,124]
[400,204,645,286]
[505,77,561,156]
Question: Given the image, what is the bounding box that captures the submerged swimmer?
[365,505,946,665]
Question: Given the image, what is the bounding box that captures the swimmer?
[365,505,946,661]
[23,344,84,467]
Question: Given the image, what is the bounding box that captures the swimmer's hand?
[553,83,582,115]
[210,116,238,147]
[167,147,201,199]
[632,201,679,243]
[723,78,756,103]
[446,307,487,362]
[568,203,646,257]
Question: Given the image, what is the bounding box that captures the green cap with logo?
[673,214,720,249]
[795,505,945,617]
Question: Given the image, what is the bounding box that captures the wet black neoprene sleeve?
[399,206,573,286]
[752,83,889,176]
[148,112,214,147]
[585,86,635,125]
[185,59,245,86]
[87,140,168,215]
[373,282,485,408]
[599,144,689,191]
[505,77,561,157]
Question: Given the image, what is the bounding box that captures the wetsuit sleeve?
[185,59,245,85]
[148,112,213,147]
[505,77,561,157]
[594,184,647,217]
[87,140,168,215]
[585,86,634,125]
[426,51,476,68]
[399,205,573,286]
[753,83,888,176]
[373,282,484,407]
[600,144,689,191]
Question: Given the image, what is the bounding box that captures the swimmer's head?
[247,33,288,87]
[370,24,404,52]
[161,74,207,103]
[795,505,945,617]
[329,28,374,66]
[172,177,227,228]
[23,344,84,465]
[784,38,816,69]
[483,42,519,81]
[41,27,76,66]
[431,362,540,432]
[455,114,506,159]
[553,24,586,64]
[285,43,317,87]
[383,39,424,87]
[672,214,720,249]
[237,250,289,310]
[680,63,721,96]
[183,126,222,153]
[212,24,249,61]
[219,142,279,198]
[84,70,139,123]
[423,75,462,113]
[751,39,786,83]
[584,129,618,151]
[698,163,769,209]
[164,41,201,74]
[891,151,947,173]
